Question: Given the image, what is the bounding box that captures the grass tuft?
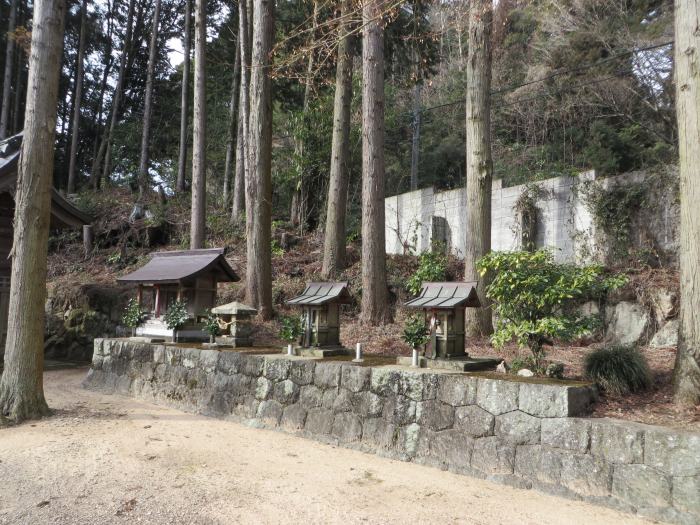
[584,345,652,395]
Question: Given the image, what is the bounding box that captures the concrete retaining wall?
[85,339,699,525]
[384,169,679,265]
[384,173,596,262]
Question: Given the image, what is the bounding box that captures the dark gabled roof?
[0,132,92,228]
[117,248,239,284]
[405,281,481,309]
[287,282,351,306]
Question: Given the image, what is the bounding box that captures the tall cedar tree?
[360,0,391,325]
[66,0,88,194]
[233,0,252,224]
[137,0,162,196]
[176,0,192,193]
[464,0,494,337]
[0,0,19,139]
[190,0,206,249]
[0,0,66,422]
[92,0,136,188]
[245,0,274,318]
[673,0,700,405]
[321,0,354,278]
[289,0,319,233]
[223,20,241,206]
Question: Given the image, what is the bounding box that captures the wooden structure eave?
[0,132,92,228]
[117,248,239,285]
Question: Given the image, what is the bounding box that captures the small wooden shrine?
[211,301,257,347]
[117,248,239,340]
[287,282,351,348]
[0,133,91,356]
[405,281,480,359]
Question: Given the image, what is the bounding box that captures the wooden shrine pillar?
[137,284,143,307]
[155,284,161,317]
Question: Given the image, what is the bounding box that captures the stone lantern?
[211,301,257,347]
[287,282,351,352]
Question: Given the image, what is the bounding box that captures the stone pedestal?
[396,355,501,372]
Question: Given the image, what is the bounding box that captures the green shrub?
[478,249,626,371]
[407,250,448,296]
[584,345,652,395]
[279,315,304,344]
[402,314,429,349]
[121,298,145,329]
[164,300,189,330]
[202,309,220,340]
[271,239,284,257]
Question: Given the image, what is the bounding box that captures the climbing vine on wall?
[512,184,553,251]
[581,181,648,260]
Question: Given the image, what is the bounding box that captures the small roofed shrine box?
[287,282,351,348]
[405,282,480,359]
[211,301,257,347]
[117,248,239,341]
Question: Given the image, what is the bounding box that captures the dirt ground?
[0,369,655,525]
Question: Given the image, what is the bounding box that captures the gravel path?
[0,368,652,525]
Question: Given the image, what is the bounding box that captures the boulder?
[649,319,679,348]
[517,369,534,377]
[650,287,678,323]
[605,301,649,345]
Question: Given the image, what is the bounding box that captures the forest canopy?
[0,0,675,232]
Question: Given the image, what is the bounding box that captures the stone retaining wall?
[85,339,700,525]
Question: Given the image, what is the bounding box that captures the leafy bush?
[581,181,647,258]
[402,314,430,349]
[121,298,145,329]
[279,315,304,344]
[271,239,284,257]
[164,300,189,330]
[407,250,448,296]
[509,355,536,374]
[202,310,220,340]
[584,345,652,395]
[478,249,626,370]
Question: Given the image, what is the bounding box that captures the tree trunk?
[66,0,88,194]
[321,0,353,278]
[137,0,162,197]
[231,111,245,221]
[176,0,192,193]
[0,0,65,422]
[92,0,135,188]
[0,0,18,139]
[673,0,700,406]
[290,0,319,233]
[463,0,494,338]
[245,0,274,319]
[360,0,390,325]
[233,0,251,224]
[189,0,206,249]
[223,25,241,207]
[410,82,421,191]
[11,0,25,135]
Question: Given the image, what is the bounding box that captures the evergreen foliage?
[402,314,429,349]
[163,300,189,330]
[121,298,145,329]
[202,309,220,339]
[279,315,304,344]
[406,250,448,296]
[478,249,626,370]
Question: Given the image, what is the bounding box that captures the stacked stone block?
[86,339,699,525]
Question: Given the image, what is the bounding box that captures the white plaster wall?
[384,170,598,263]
